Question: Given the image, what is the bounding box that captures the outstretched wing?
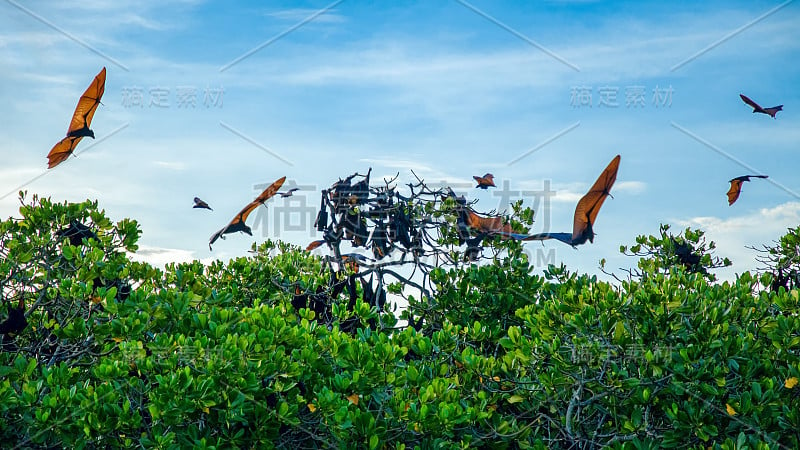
[739,94,762,111]
[519,232,575,245]
[238,176,287,224]
[68,67,106,134]
[47,136,83,169]
[305,240,325,251]
[465,209,513,235]
[727,179,743,205]
[571,154,621,243]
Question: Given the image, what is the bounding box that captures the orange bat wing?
[572,154,620,242]
[68,67,106,134]
[306,240,324,251]
[466,209,513,234]
[47,136,83,169]
[739,94,761,111]
[235,176,287,224]
[727,179,743,205]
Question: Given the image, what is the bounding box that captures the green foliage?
[1,198,799,449]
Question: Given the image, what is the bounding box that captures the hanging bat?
[278,188,300,198]
[0,298,27,337]
[501,155,621,247]
[727,175,768,205]
[473,173,496,189]
[47,67,107,169]
[56,220,98,246]
[193,197,213,210]
[208,176,286,250]
[740,94,783,118]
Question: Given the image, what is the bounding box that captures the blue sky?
[1,0,799,281]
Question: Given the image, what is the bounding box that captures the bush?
[1,196,798,448]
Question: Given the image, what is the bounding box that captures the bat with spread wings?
[740,94,783,118]
[473,173,496,189]
[278,188,300,198]
[727,175,768,205]
[208,176,286,250]
[500,155,621,247]
[47,67,107,169]
[193,197,213,210]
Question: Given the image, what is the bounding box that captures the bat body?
[56,220,98,246]
[193,197,213,210]
[502,155,621,247]
[48,67,107,169]
[727,175,768,205]
[0,297,27,337]
[279,188,300,198]
[473,173,496,189]
[208,176,286,250]
[740,94,783,118]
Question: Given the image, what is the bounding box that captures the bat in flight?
[473,173,496,189]
[208,176,286,250]
[47,67,107,169]
[278,188,300,198]
[193,197,213,210]
[501,154,621,247]
[727,175,768,205]
[740,94,783,119]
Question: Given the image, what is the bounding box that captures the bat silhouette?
[501,155,621,247]
[208,176,286,250]
[193,197,213,210]
[727,175,768,205]
[740,94,783,118]
[0,298,27,337]
[473,173,496,189]
[56,220,98,246]
[278,188,300,198]
[47,67,107,169]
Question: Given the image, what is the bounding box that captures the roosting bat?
[193,197,213,210]
[727,175,768,205]
[47,67,107,169]
[208,176,286,250]
[740,94,783,118]
[56,220,98,246]
[279,188,300,198]
[473,173,496,189]
[0,298,27,337]
[501,155,621,247]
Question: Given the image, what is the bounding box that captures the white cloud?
[676,202,800,280]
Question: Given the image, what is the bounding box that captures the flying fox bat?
[473,173,496,189]
[500,155,621,247]
[740,94,783,118]
[465,209,515,235]
[278,188,300,198]
[56,220,98,246]
[727,175,768,205]
[193,197,213,210]
[208,176,286,250]
[0,296,27,337]
[47,67,106,169]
